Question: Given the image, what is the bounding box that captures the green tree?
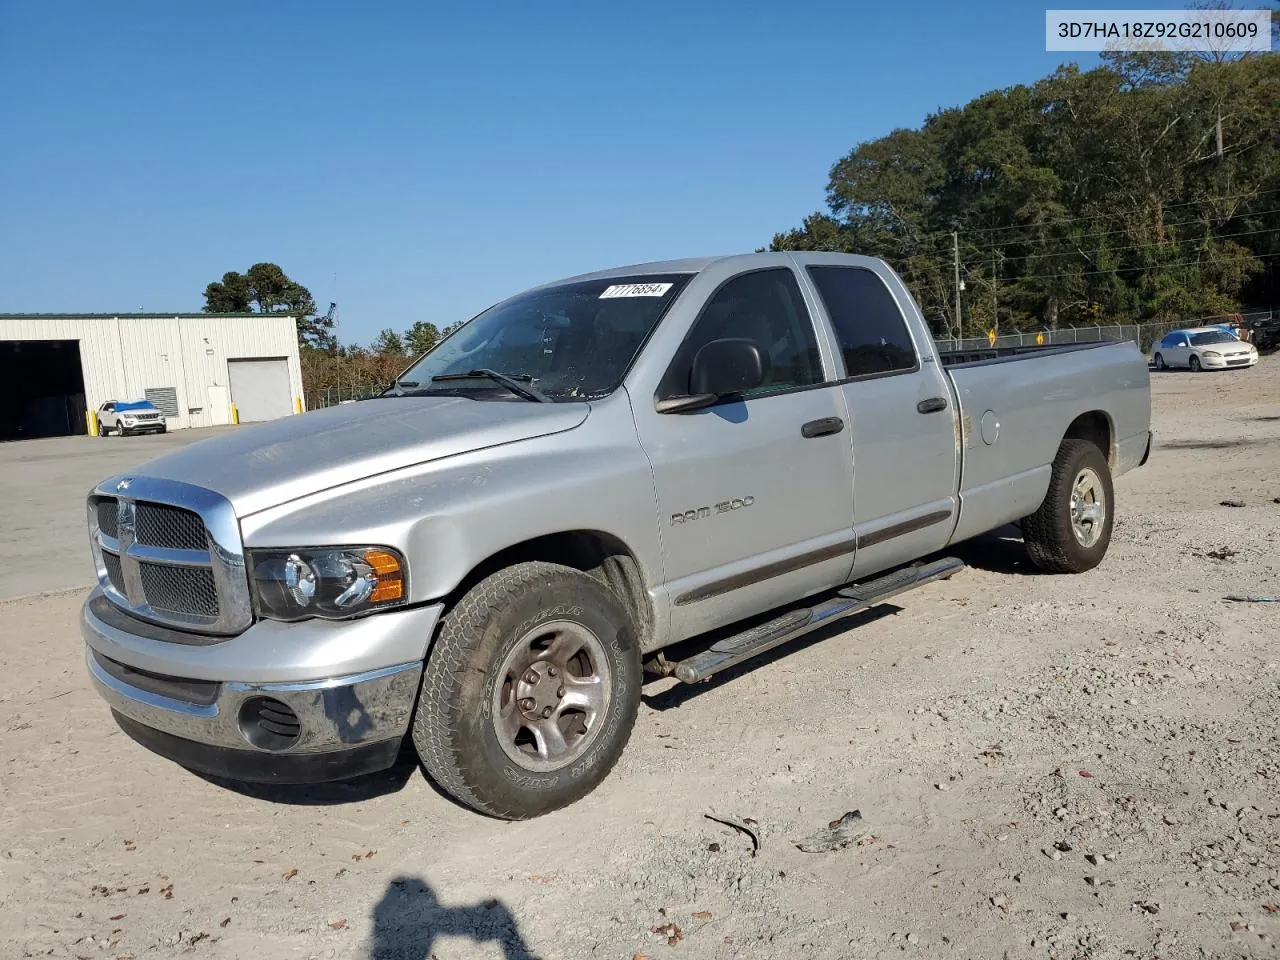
[203,262,331,349]
[202,272,252,312]
[372,328,406,356]
[404,321,440,357]
[769,45,1280,333]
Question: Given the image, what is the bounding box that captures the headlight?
[248,546,406,620]
[1202,351,1221,358]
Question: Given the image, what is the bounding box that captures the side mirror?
[656,338,767,414]
[692,337,767,396]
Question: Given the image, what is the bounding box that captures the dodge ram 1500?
[82,252,1152,818]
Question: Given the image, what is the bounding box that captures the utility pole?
[992,255,999,340]
[952,231,962,338]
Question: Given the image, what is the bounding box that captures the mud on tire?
[412,561,641,819]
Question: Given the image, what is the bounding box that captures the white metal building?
[0,313,306,441]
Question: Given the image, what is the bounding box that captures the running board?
[671,557,965,684]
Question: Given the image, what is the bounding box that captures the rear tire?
[1189,355,1202,372]
[412,561,641,819]
[1023,439,1114,574]
[1153,353,1166,370]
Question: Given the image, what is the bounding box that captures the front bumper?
[1200,355,1258,369]
[82,589,440,783]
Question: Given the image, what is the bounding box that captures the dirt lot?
[0,427,233,600]
[3,361,1279,960]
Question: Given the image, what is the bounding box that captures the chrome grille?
[102,551,125,594]
[97,500,119,539]
[88,480,252,636]
[135,503,207,550]
[138,563,218,619]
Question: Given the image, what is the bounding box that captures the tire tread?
[1023,439,1112,574]
[412,561,637,819]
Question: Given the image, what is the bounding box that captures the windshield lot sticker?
[599,283,673,299]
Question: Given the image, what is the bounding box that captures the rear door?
[800,261,959,578]
[632,264,856,639]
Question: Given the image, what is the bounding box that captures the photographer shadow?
[369,876,537,960]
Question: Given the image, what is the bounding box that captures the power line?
[964,223,1280,267]
[964,207,1280,254]
[840,193,1280,256]
[995,249,1280,282]
[958,186,1280,238]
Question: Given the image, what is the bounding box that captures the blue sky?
[0,0,1112,345]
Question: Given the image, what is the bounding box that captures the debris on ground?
[650,921,684,945]
[704,812,760,856]
[794,810,871,853]
[1220,499,1246,507]
[1224,594,1280,603]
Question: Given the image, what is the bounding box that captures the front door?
[800,260,959,578]
[633,266,856,640]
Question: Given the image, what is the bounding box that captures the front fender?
[238,396,667,634]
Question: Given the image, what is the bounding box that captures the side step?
[671,556,965,684]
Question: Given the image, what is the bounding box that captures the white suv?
[97,400,167,436]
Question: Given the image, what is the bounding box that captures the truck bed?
[938,340,1125,367]
[939,337,1151,546]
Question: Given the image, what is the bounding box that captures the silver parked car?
[81,252,1152,819]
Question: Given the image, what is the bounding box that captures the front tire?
[1022,439,1114,574]
[412,561,641,819]
[1189,355,1202,372]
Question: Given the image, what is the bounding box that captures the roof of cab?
[539,251,883,289]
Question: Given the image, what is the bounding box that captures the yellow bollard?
[87,410,98,437]
[230,402,240,425]
[293,395,303,414]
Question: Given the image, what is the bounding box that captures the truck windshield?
[389,274,692,401]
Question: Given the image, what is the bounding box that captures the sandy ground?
[3,359,1279,960]
[0,427,234,600]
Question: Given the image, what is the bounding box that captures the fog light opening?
[238,696,301,752]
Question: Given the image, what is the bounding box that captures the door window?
[806,266,918,378]
[661,268,824,399]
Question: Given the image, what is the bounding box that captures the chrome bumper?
[86,645,422,754]
[82,589,433,779]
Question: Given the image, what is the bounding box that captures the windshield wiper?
[429,369,550,403]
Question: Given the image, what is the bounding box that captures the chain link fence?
[935,309,1275,356]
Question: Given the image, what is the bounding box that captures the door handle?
[801,417,845,438]
[916,397,948,414]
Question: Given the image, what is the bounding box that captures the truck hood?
[129,397,590,516]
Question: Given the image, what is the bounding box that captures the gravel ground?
[2,358,1278,960]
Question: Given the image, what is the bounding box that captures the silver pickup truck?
[82,253,1152,819]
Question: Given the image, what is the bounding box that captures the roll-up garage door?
[227,358,292,422]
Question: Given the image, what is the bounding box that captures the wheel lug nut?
[520,698,535,711]
[541,706,553,718]
[523,670,538,684]
[557,686,565,698]
[548,667,557,677]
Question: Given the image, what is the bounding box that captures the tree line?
[769,45,1280,336]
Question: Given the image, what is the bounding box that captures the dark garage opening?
[0,340,88,441]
